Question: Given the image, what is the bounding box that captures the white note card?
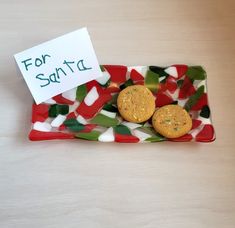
[14,27,102,104]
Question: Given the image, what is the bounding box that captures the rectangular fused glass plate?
[29,65,215,143]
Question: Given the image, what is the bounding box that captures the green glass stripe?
[100,65,105,72]
[103,103,118,112]
[200,105,210,118]
[186,66,206,80]
[75,131,101,141]
[64,118,85,132]
[149,66,168,77]
[114,124,132,135]
[177,79,184,87]
[137,126,166,142]
[76,84,87,102]
[145,136,166,142]
[49,104,69,117]
[90,113,119,127]
[120,79,134,90]
[184,85,205,112]
[144,70,159,93]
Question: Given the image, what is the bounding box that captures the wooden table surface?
[0,0,235,227]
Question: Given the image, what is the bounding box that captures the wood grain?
[0,0,235,227]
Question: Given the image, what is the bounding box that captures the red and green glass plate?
[29,65,215,143]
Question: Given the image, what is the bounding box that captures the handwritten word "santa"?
[21,54,92,87]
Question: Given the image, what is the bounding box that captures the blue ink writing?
[21,54,51,71]
[77,60,92,71]
[23,54,92,87]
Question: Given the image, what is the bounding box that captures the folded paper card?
[29,65,215,143]
[14,28,102,104]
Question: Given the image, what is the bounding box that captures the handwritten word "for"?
[21,54,92,87]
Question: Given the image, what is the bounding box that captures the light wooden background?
[0,0,235,227]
